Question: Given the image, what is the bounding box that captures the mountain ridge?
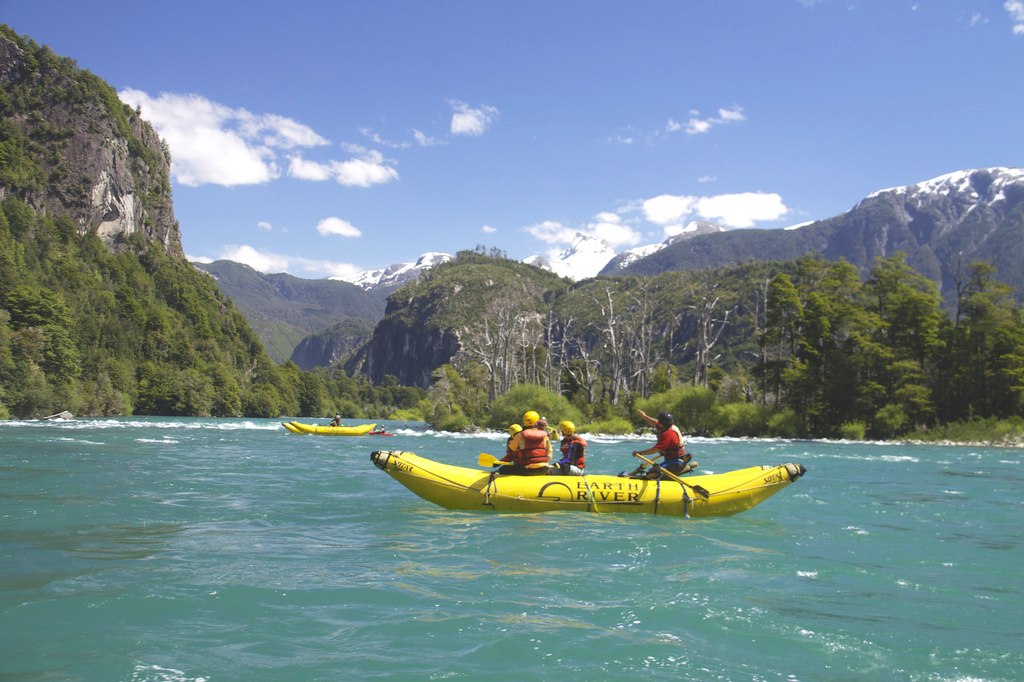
[603,167,1024,304]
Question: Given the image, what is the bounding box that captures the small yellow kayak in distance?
[283,421,377,436]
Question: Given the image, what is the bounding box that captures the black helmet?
[656,411,674,427]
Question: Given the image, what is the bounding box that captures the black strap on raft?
[653,479,661,515]
[483,470,497,508]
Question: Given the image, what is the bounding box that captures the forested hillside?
[0,26,422,419]
[363,249,1024,440]
[192,259,386,365]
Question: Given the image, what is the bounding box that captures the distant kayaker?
[498,411,552,476]
[330,414,341,427]
[633,409,693,479]
[552,420,586,476]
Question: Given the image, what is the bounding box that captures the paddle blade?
[478,453,501,467]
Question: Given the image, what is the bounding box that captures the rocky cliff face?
[344,312,462,389]
[0,29,181,255]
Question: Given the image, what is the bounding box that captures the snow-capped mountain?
[602,221,729,273]
[523,233,619,281]
[603,167,1024,296]
[859,167,1024,207]
[341,222,733,290]
[332,252,452,290]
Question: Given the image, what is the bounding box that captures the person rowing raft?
[632,410,694,479]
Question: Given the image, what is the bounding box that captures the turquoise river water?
[1,417,1021,681]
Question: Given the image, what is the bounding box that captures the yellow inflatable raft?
[283,421,378,436]
[370,450,806,518]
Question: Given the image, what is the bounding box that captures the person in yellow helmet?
[552,420,587,475]
[499,410,552,476]
[499,424,523,465]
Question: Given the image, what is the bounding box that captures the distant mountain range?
[605,168,1024,309]
[330,169,1024,296]
[198,167,1024,368]
[331,252,453,290]
[192,260,386,366]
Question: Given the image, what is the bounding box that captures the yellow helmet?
[560,420,575,436]
[507,423,523,436]
[522,410,540,427]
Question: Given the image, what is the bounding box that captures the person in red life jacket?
[499,424,523,464]
[634,409,693,479]
[552,420,587,475]
[498,411,552,476]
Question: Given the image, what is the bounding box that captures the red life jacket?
[517,427,550,466]
[657,427,684,462]
[560,434,587,469]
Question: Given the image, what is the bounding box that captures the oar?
[478,453,505,467]
[632,452,710,500]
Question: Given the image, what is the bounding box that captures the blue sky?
[5,0,1023,279]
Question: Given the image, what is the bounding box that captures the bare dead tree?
[625,279,661,399]
[459,296,518,401]
[592,285,628,404]
[689,279,734,387]
[563,335,601,403]
[946,250,966,328]
[753,278,771,405]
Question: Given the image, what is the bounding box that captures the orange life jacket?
[517,427,551,466]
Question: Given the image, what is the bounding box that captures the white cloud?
[607,134,634,144]
[217,244,362,278]
[525,220,577,244]
[319,261,364,279]
[642,191,788,230]
[316,217,362,238]
[686,118,713,135]
[287,156,334,181]
[332,148,400,187]
[669,105,746,136]
[1007,0,1024,33]
[251,113,331,148]
[413,129,445,146]
[118,89,329,187]
[695,192,788,228]
[481,225,497,233]
[187,254,213,264]
[643,194,698,225]
[360,127,411,149]
[716,106,746,122]
[448,100,499,135]
[220,245,292,273]
[257,221,272,231]
[524,213,642,251]
[287,147,399,187]
[584,212,643,249]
